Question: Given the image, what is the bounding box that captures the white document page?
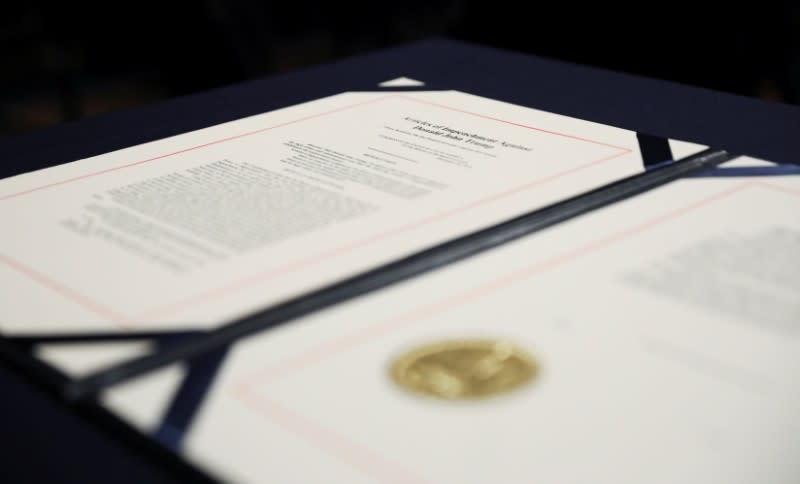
[104,160,800,483]
[1,91,646,333]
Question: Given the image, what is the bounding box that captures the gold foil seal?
[390,339,538,400]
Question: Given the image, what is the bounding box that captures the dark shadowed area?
[1,1,798,136]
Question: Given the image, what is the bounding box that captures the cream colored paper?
[1,91,645,333]
[105,160,800,483]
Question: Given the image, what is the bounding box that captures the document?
[101,160,800,483]
[0,91,652,333]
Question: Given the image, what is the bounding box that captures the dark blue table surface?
[2,37,799,180]
[2,38,798,483]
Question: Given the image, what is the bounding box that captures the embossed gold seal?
[390,339,538,399]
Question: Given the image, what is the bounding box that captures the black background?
[1,1,798,136]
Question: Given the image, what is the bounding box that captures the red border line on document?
[2,93,631,325]
[0,95,395,202]
[0,254,133,327]
[232,387,425,484]
[395,94,630,151]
